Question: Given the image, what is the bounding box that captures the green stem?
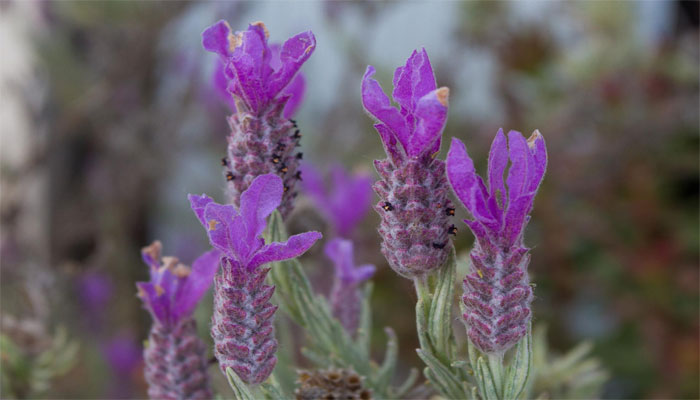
[487,352,505,399]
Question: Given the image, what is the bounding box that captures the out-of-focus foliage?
[0,326,79,399]
[1,1,697,399]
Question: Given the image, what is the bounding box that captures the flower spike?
[446,129,547,354]
[362,49,454,278]
[189,173,322,384]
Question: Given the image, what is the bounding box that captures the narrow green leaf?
[417,349,465,399]
[355,283,373,360]
[476,357,499,400]
[503,326,532,400]
[376,327,398,392]
[428,248,456,359]
[225,367,257,400]
[394,368,419,399]
[260,374,286,400]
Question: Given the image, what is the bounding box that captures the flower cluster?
[189,173,322,384]
[362,49,454,279]
[137,241,220,399]
[446,129,547,354]
[203,20,316,217]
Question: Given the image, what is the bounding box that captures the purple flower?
[212,44,306,118]
[362,48,449,162]
[299,163,373,237]
[202,20,314,116]
[202,20,315,217]
[101,335,142,399]
[362,49,454,278]
[446,129,547,354]
[325,239,375,335]
[136,241,218,399]
[137,241,220,330]
[189,173,322,384]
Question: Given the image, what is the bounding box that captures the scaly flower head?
[300,163,373,237]
[446,129,547,354]
[137,241,220,330]
[325,238,375,335]
[362,49,454,278]
[202,20,314,117]
[189,173,322,384]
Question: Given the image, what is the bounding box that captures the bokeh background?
[1,1,698,399]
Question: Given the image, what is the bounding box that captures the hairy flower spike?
[446,129,547,354]
[325,239,375,335]
[137,242,219,399]
[300,163,373,237]
[202,20,316,217]
[189,174,322,384]
[362,48,453,278]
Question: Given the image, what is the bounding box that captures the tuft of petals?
[248,231,322,271]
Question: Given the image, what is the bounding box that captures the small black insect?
[271,154,281,164]
[446,207,455,216]
[448,224,458,235]
[283,185,290,193]
[294,171,302,181]
[432,242,447,249]
[296,152,303,160]
[276,141,286,151]
[289,119,297,126]
[278,163,288,173]
[292,129,301,140]
[225,172,235,181]
[221,157,228,167]
[382,201,394,211]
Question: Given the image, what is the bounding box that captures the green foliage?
[263,210,415,399]
[0,327,79,399]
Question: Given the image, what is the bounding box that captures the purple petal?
[446,138,490,221]
[331,167,372,236]
[488,129,508,207]
[202,202,241,258]
[267,31,316,100]
[230,27,271,112]
[408,87,448,157]
[212,59,236,110]
[282,73,305,118]
[503,194,535,247]
[506,130,529,202]
[240,174,283,246]
[188,193,215,227]
[324,238,355,280]
[353,264,376,283]
[248,231,322,270]
[361,66,409,150]
[374,123,403,163]
[136,282,168,327]
[392,48,437,113]
[202,20,234,58]
[525,130,547,193]
[172,249,222,321]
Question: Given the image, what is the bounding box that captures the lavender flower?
[446,129,547,354]
[325,238,375,335]
[189,173,322,384]
[137,241,220,399]
[202,20,316,217]
[362,49,453,278]
[299,163,373,237]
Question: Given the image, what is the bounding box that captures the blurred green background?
[1,1,698,399]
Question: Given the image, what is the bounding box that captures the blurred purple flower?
[137,241,220,330]
[79,271,113,312]
[362,49,454,278]
[189,174,322,384]
[102,335,142,377]
[137,241,217,399]
[325,238,375,334]
[202,20,314,117]
[446,129,547,354]
[299,163,373,237]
